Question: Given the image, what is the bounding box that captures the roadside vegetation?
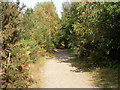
[1,1,120,88]
[1,1,60,88]
[60,2,120,88]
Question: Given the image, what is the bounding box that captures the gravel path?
[41,50,97,88]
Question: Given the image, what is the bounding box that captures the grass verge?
[68,52,119,88]
[28,54,51,88]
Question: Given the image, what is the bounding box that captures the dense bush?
[61,2,120,67]
[1,1,119,88]
[1,1,60,88]
[28,2,60,52]
[1,2,30,88]
[60,2,120,87]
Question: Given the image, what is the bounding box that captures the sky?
[18,0,70,18]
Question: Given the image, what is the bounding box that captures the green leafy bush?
[61,2,120,67]
[1,1,60,88]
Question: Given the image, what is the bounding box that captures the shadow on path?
[41,49,97,88]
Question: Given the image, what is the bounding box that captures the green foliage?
[27,2,60,52]
[61,2,120,87]
[1,1,60,88]
[2,1,119,88]
[61,2,120,67]
[1,2,32,88]
[94,67,119,88]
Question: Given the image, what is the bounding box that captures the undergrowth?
[68,52,119,88]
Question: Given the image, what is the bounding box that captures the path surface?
[41,50,97,88]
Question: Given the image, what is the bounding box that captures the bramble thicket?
[1,2,60,88]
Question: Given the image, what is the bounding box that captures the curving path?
[40,50,97,88]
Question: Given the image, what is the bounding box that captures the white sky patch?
[18,0,68,18]
[8,0,119,18]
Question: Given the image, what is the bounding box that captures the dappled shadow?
[54,50,119,88]
[70,69,81,73]
[54,50,95,72]
[60,58,95,72]
[54,49,73,62]
[54,49,94,73]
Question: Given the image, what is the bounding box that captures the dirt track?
[40,50,97,88]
